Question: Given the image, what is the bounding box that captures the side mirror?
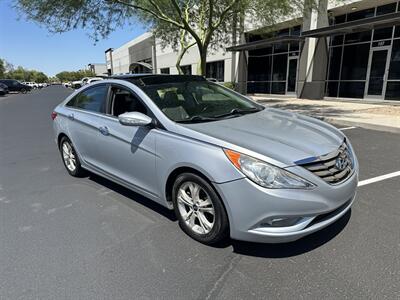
[118,111,153,127]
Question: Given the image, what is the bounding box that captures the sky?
[0,1,146,77]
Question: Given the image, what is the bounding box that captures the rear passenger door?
[64,84,110,167]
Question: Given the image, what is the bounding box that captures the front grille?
[300,143,353,184]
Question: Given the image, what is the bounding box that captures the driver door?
[93,84,159,199]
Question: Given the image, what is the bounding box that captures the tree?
[56,70,95,82]
[15,0,322,75]
[0,59,5,78]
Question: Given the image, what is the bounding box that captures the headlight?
[224,149,315,189]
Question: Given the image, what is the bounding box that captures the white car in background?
[86,77,104,84]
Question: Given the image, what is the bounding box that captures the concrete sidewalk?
[252,96,400,133]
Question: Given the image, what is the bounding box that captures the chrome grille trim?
[299,143,354,184]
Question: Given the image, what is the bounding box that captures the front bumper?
[214,170,358,243]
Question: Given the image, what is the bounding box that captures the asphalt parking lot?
[0,86,399,299]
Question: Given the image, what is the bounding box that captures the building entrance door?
[365,46,391,99]
[286,56,298,94]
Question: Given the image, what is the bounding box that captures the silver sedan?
[52,74,358,244]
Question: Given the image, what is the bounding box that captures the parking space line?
[339,126,357,131]
[358,171,400,187]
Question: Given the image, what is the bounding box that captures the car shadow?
[227,209,351,258]
[87,173,177,222]
[87,172,350,257]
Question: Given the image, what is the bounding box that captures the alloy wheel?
[177,181,215,235]
[62,141,76,172]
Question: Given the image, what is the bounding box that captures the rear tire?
[172,173,229,244]
[59,136,85,177]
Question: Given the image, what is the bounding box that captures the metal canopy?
[226,35,303,52]
[302,12,400,38]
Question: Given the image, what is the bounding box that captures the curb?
[320,117,400,134]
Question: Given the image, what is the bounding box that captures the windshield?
[141,81,263,123]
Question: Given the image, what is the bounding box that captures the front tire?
[59,137,85,177]
[20,88,27,94]
[172,173,229,244]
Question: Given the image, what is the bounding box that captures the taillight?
[51,111,57,120]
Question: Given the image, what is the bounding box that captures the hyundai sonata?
[52,75,358,244]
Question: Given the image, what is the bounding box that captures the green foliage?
[0,58,49,82]
[0,59,5,78]
[222,82,236,90]
[55,70,96,82]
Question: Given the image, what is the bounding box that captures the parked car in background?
[71,81,83,89]
[0,79,31,93]
[0,82,9,94]
[86,77,103,84]
[64,82,72,88]
[52,74,358,245]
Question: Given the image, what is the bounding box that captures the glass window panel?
[277,28,290,37]
[341,44,369,80]
[376,3,397,16]
[290,26,301,36]
[339,82,366,98]
[395,26,400,38]
[206,61,224,82]
[74,85,108,112]
[331,35,344,46]
[160,68,170,74]
[247,81,271,94]
[328,46,342,80]
[335,14,346,24]
[347,8,375,22]
[181,65,192,75]
[248,56,272,81]
[273,42,288,54]
[345,31,371,44]
[385,82,400,100]
[326,82,339,97]
[249,47,272,56]
[388,39,400,80]
[272,54,288,81]
[271,82,286,94]
[289,41,299,52]
[287,59,298,92]
[373,27,393,40]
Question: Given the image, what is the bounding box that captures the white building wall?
[155,39,233,82]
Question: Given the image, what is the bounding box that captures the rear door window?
[66,85,108,113]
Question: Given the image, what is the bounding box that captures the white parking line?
[339,126,357,131]
[358,171,400,187]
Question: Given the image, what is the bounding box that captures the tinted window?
[389,39,400,80]
[376,3,396,16]
[328,46,342,80]
[110,86,147,116]
[160,68,170,74]
[347,8,375,22]
[67,85,108,113]
[181,65,192,75]
[206,61,224,82]
[341,44,369,80]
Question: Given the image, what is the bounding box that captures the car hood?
[180,108,344,166]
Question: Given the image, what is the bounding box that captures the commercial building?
[87,63,107,76]
[105,0,400,101]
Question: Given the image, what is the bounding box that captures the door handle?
[68,113,74,120]
[99,126,109,136]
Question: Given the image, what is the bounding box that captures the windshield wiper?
[214,107,263,119]
[176,115,218,123]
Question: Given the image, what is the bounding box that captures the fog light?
[262,217,302,227]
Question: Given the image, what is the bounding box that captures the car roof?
[109,74,206,86]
